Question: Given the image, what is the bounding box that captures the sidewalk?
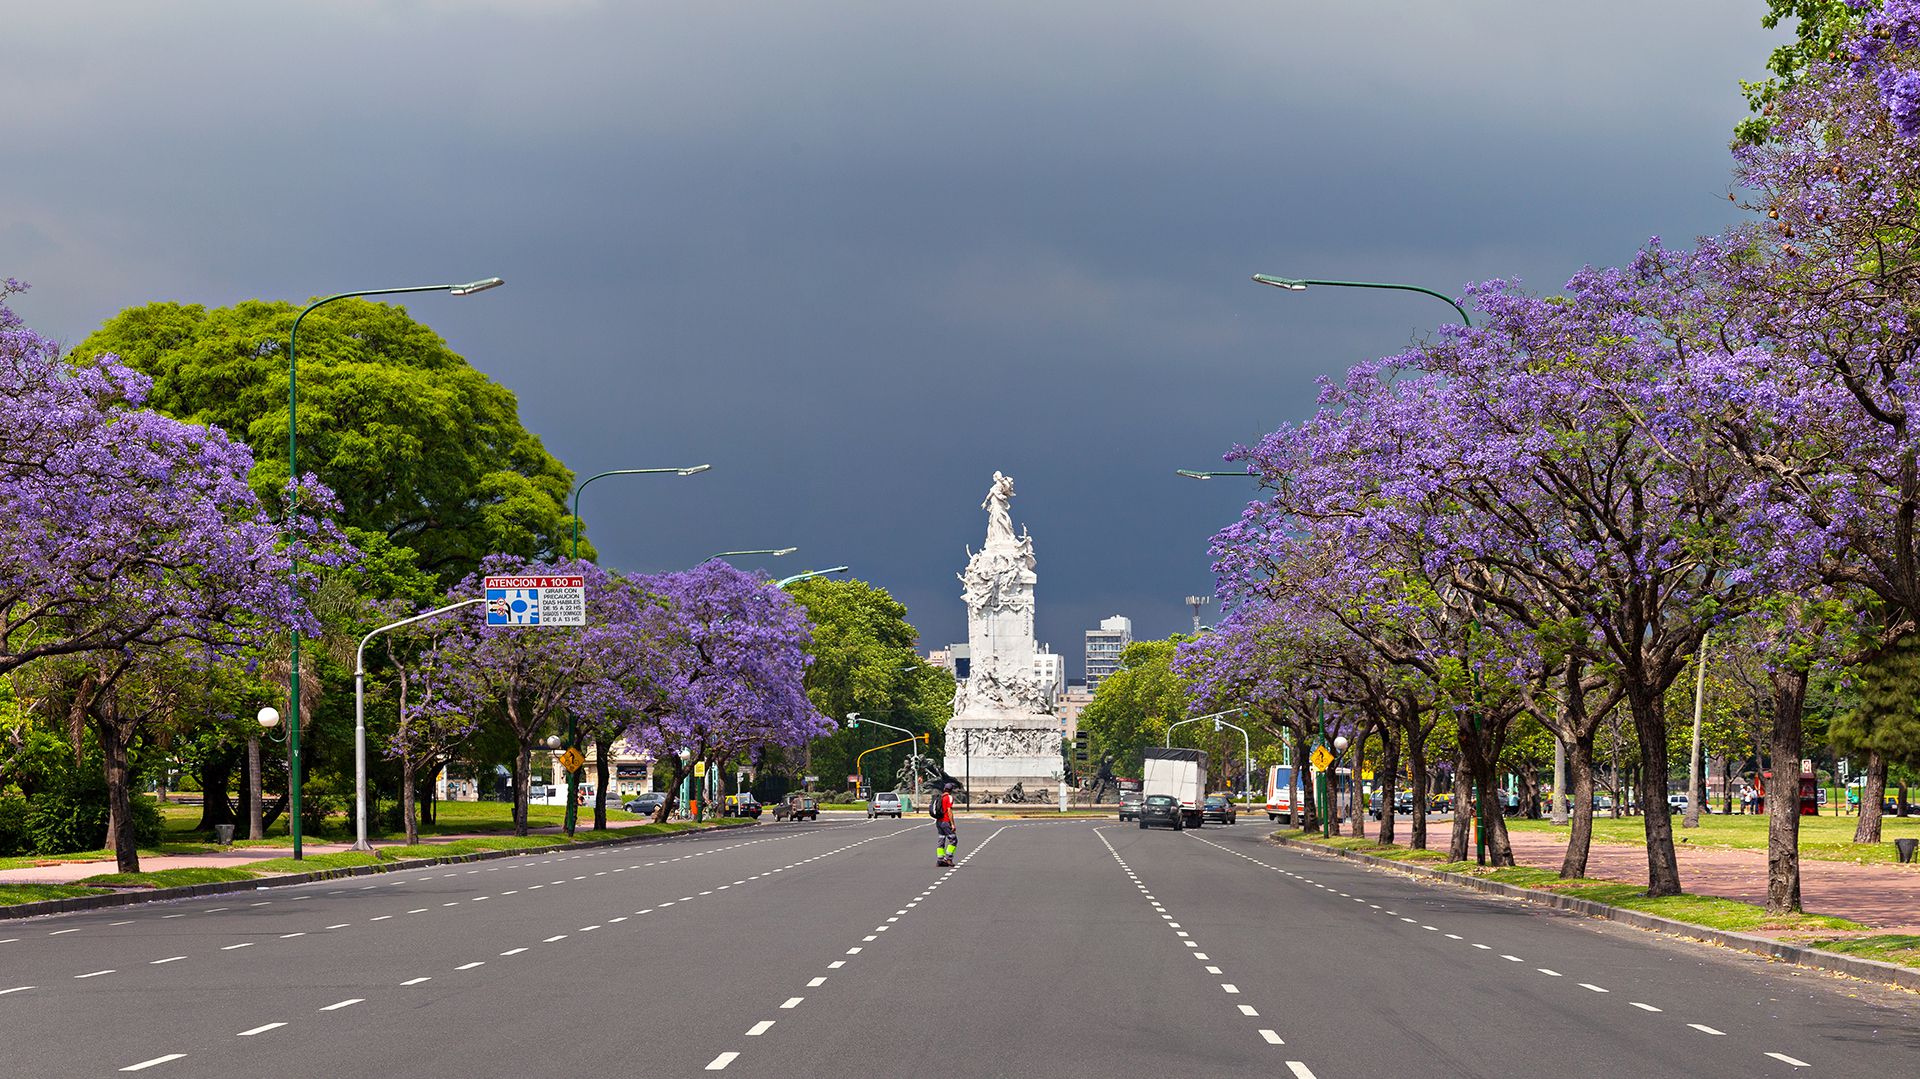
[0,815,676,887]
[1500,829,1920,935]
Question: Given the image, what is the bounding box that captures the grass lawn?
[1802,934,1920,970]
[1505,813,1920,864]
[0,883,109,904]
[75,867,257,888]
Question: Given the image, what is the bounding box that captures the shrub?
[0,794,29,857]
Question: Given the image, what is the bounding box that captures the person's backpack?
[929,794,945,820]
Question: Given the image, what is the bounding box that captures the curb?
[1269,834,1920,994]
[0,821,758,922]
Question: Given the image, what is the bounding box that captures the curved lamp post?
[559,463,711,834]
[284,276,504,860]
[1176,470,1254,481]
[705,548,797,563]
[351,598,485,851]
[1251,274,1471,327]
[775,566,850,589]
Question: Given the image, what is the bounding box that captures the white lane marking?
[1500,954,1523,963]
[120,1053,187,1071]
[75,969,115,979]
[279,933,305,939]
[705,1052,739,1070]
[847,947,862,954]
[1285,1063,1316,1079]
[503,890,518,895]
[408,909,429,914]
[320,998,364,1011]
[610,917,627,923]
[456,962,485,970]
[401,977,431,986]
[1471,943,1491,950]
[1400,917,1417,923]
[1422,925,1439,931]
[781,996,803,1008]
[161,915,184,919]
[0,986,34,995]
[808,977,827,986]
[829,960,845,969]
[370,916,392,922]
[1537,968,1561,977]
[862,935,877,941]
[151,956,186,965]
[1261,1029,1285,1044]
[746,1021,775,1036]
[544,935,567,943]
[1222,984,1240,994]
[237,1023,285,1037]
[1689,1024,1726,1036]
[1630,1002,1662,1012]
[1239,1004,1259,1016]
[1764,1052,1810,1067]
[1194,953,1210,960]
[1578,983,1609,993]
[1445,934,1462,940]
[111,920,135,925]
[1206,966,1222,974]
[581,925,600,932]
[221,943,254,951]
[50,928,82,936]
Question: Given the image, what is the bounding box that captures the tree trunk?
[1449,761,1472,862]
[246,736,263,840]
[1478,778,1516,867]
[1854,750,1887,843]
[1560,731,1599,879]
[400,752,420,846]
[1899,780,1911,817]
[512,742,531,837]
[1721,754,1734,816]
[99,718,139,874]
[1348,725,1367,840]
[1684,647,1707,829]
[1376,725,1400,846]
[1626,689,1683,897]
[1406,725,1429,850]
[1551,734,1568,825]
[1766,666,1808,915]
[1293,727,1317,833]
[594,736,613,832]
[194,749,240,832]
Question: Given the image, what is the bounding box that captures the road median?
[1269,831,1920,994]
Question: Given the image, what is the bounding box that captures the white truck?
[1142,746,1208,828]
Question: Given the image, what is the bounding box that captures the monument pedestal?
[943,714,1061,796]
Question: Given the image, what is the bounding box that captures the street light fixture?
[775,566,850,589]
[1251,274,1472,328]
[1176,470,1253,481]
[705,548,798,562]
[284,276,505,860]
[559,463,711,835]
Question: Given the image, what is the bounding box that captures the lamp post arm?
[1251,275,1471,328]
[569,466,711,561]
[355,598,487,678]
[776,566,850,588]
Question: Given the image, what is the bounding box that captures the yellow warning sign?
[558,748,585,773]
[1310,746,1334,771]
[694,760,708,777]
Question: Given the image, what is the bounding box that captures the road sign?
[1310,745,1334,771]
[558,748,585,773]
[694,760,707,777]
[483,574,586,626]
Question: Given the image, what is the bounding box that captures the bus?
[1266,765,1303,822]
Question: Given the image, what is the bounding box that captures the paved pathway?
[1501,828,1920,935]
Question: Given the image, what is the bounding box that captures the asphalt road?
[2,817,1915,1076]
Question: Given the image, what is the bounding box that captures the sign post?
[485,573,589,831]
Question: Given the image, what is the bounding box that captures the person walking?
[933,781,959,867]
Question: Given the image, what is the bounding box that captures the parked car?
[725,793,762,819]
[1138,793,1184,830]
[780,795,820,822]
[1201,795,1238,825]
[1119,790,1144,821]
[868,791,904,818]
[1667,793,1689,813]
[623,792,666,816]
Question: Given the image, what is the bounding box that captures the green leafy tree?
[1737,1,1863,145]
[72,298,580,584]
[1076,637,1197,777]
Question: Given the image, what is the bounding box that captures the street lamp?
[560,463,711,836]
[352,598,485,851]
[1251,274,1472,328]
[705,548,797,563]
[1176,470,1254,481]
[1331,734,1350,837]
[283,276,504,861]
[776,566,850,588]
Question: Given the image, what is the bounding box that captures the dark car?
[725,794,762,819]
[1139,793,1184,830]
[1201,795,1237,824]
[778,795,820,822]
[1119,790,1144,821]
[623,792,666,816]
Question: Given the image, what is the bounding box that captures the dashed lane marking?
[236,1023,285,1037]
[1764,1052,1810,1068]
[119,1053,186,1071]
[705,1052,739,1070]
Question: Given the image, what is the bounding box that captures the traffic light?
[1073,731,1090,763]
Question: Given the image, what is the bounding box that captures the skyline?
[1,3,1783,677]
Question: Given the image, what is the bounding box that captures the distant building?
[931,643,970,681]
[1033,647,1065,707]
[1084,615,1133,693]
[1055,682,1094,727]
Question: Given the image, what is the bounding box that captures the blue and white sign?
[483,574,586,627]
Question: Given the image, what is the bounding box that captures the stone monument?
[944,471,1061,795]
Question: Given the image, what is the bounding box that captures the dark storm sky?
[1,2,1780,678]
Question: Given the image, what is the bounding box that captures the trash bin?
[213,823,235,845]
[1896,838,1917,864]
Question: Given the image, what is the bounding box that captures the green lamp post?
[1251,274,1471,327]
[775,566,850,589]
[284,276,503,860]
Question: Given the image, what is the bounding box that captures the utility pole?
[1185,595,1212,635]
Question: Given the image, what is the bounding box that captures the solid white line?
[401,977,430,985]
[151,956,186,965]
[1764,1052,1810,1067]
[781,996,803,1008]
[1260,1029,1285,1044]
[1630,1002,1662,1012]
[456,962,485,970]
[75,969,115,979]
[704,1052,739,1070]
[1285,1063,1316,1079]
[236,1023,285,1037]
[120,1053,186,1071]
[319,998,363,1011]
[1689,1024,1726,1036]
[746,1021,775,1036]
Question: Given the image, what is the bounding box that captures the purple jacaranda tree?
[1,282,328,871]
[596,563,830,822]
[379,625,479,846]
[434,557,610,837]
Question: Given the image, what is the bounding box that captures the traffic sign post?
[484,575,586,626]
